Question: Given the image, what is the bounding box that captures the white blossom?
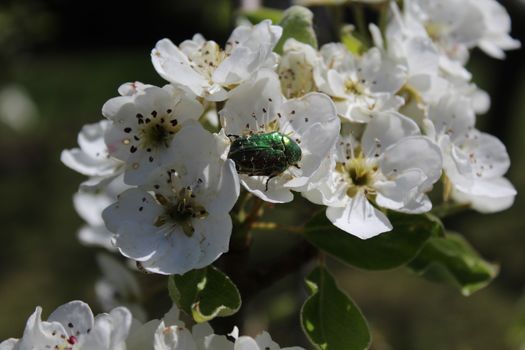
[426,94,516,213]
[305,111,442,239]
[220,69,340,203]
[102,83,203,186]
[151,20,282,101]
[315,42,405,123]
[74,175,128,250]
[388,0,520,67]
[127,305,304,350]
[102,124,239,275]
[61,120,124,190]
[202,327,304,350]
[0,301,131,350]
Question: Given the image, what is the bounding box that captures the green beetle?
[227,131,302,191]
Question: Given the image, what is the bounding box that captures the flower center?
[137,112,181,150]
[344,78,366,95]
[154,188,208,237]
[337,155,378,198]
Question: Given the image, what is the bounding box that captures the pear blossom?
[220,69,340,203]
[127,305,304,350]
[202,327,304,350]
[151,20,282,101]
[74,175,128,250]
[102,124,239,275]
[388,0,520,68]
[102,83,203,186]
[426,94,516,213]
[127,304,204,350]
[305,111,442,239]
[61,120,124,190]
[0,301,131,350]
[314,43,405,123]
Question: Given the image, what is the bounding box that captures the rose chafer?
[228,131,302,190]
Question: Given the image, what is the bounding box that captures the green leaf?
[301,266,370,350]
[274,6,318,54]
[409,232,499,296]
[240,7,283,24]
[168,265,241,323]
[304,211,441,270]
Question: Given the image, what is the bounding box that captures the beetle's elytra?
[227,131,302,191]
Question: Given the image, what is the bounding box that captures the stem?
[230,194,265,252]
[251,221,304,234]
[431,202,471,219]
[442,174,452,203]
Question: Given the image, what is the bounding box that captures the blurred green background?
[0,0,525,349]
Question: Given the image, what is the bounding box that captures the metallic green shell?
[228,132,302,177]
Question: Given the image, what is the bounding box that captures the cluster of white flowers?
[0,302,302,350]
[62,0,518,275]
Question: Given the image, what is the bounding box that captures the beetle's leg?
[294,164,301,169]
[265,175,275,191]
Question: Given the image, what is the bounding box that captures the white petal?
[162,305,183,327]
[241,175,294,203]
[203,334,235,350]
[192,323,214,347]
[279,93,340,187]
[61,120,121,177]
[102,188,162,233]
[78,225,116,251]
[192,212,232,269]
[153,323,196,350]
[220,69,283,136]
[17,307,67,350]
[48,301,94,338]
[126,319,161,350]
[139,225,201,275]
[380,136,442,192]
[118,81,152,96]
[0,339,17,350]
[106,307,133,348]
[404,36,439,76]
[74,190,112,226]
[428,94,475,143]
[362,111,420,154]
[205,160,240,214]
[326,192,392,239]
[81,307,132,350]
[213,20,282,85]
[451,177,516,213]
[151,38,209,96]
[462,131,510,179]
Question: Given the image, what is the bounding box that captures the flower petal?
[151,38,209,96]
[326,192,392,239]
[48,301,94,338]
[362,111,420,155]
